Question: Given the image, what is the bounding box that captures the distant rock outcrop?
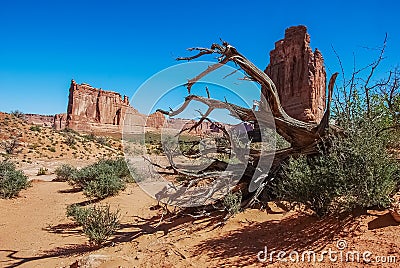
[52,25,325,136]
[145,111,166,129]
[24,114,54,127]
[64,80,145,136]
[264,25,326,122]
[53,113,67,130]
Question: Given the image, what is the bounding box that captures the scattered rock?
[70,254,110,268]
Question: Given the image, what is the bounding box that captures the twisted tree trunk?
[155,42,340,208]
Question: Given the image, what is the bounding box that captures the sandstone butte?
[41,25,326,135]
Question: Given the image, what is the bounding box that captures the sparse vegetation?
[69,158,134,199]
[66,204,120,246]
[0,160,30,198]
[223,191,242,215]
[83,174,125,199]
[10,110,25,120]
[29,125,41,132]
[1,137,22,155]
[272,50,400,216]
[54,164,77,182]
[37,167,48,176]
[64,135,76,147]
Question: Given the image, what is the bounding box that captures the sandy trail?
[1,180,400,267]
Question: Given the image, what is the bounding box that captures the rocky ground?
[1,113,400,267]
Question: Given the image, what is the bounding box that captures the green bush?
[54,164,77,182]
[0,160,30,198]
[69,158,134,199]
[83,174,125,199]
[223,191,242,215]
[95,136,110,147]
[99,158,132,181]
[66,204,120,246]
[30,125,41,132]
[37,167,48,176]
[273,117,400,216]
[270,57,400,217]
[83,133,96,141]
[64,135,76,147]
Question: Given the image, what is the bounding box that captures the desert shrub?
[83,174,125,199]
[99,158,132,181]
[95,136,110,146]
[0,160,30,198]
[37,167,48,176]
[48,147,56,152]
[62,128,78,135]
[272,60,400,216]
[1,137,21,155]
[223,191,242,215]
[10,110,25,119]
[69,158,134,199]
[66,204,120,245]
[64,135,76,147]
[54,164,77,182]
[83,133,96,141]
[273,127,400,216]
[30,125,41,132]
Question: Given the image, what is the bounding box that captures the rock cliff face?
[264,25,326,122]
[53,113,67,130]
[146,111,166,129]
[65,80,145,136]
[24,114,54,127]
[59,26,325,135]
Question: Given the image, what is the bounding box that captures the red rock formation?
[24,114,54,127]
[65,80,145,136]
[263,25,326,122]
[146,111,166,129]
[53,113,67,130]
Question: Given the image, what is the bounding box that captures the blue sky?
[0,0,399,115]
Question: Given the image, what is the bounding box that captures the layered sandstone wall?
[57,25,325,136]
[65,80,145,136]
[263,25,326,122]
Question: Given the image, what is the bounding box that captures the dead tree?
[155,41,340,208]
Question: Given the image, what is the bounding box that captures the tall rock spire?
[264,25,326,122]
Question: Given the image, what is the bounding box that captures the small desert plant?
[83,174,125,199]
[223,191,242,215]
[69,158,134,199]
[1,137,22,155]
[29,125,41,132]
[0,160,30,198]
[83,133,96,141]
[66,204,120,246]
[37,167,48,176]
[96,136,110,147]
[62,128,78,135]
[64,135,76,147]
[272,125,400,216]
[54,164,77,182]
[10,110,25,120]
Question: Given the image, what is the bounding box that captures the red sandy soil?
[1,112,400,267]
[1,180,399,268]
